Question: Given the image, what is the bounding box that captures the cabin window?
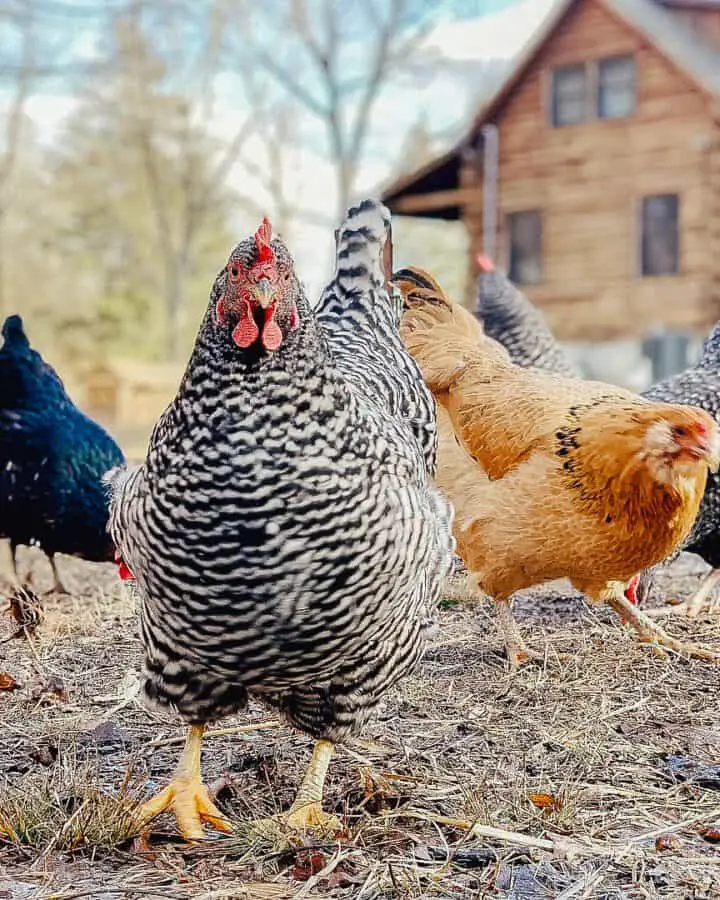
[598,55,635,119]
[508,210,543,285]
[640,194,680,276]
[551,64,587,127]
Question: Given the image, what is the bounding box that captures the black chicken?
[0,315,125,591]
[106,201,453,840]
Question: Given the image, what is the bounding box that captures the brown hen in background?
[397,267,720,667]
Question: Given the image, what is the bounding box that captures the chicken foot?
[48,553,68,595]
[252,739,340,840]
[134,725,233,841]
[494,598,545,668]
[600,585,720,662]
[6,540,20,589]
[0,816,18,841]
[645,569,720,620]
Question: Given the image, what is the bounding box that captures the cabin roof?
[382,0,720,218]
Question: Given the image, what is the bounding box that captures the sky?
[4,0,558,296]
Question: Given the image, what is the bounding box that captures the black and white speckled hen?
[635,323,720,615]
[475,254,580,377]
[0,314,124,592]
[106,200,454,840]
[316,221,438,475]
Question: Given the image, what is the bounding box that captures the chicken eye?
[674,426,687,438]
[228,264,241,282]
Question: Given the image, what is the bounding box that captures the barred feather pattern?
[477,268,580,377]
[316,199,438,476]
[642,323,720,567]
[106,205,454,741]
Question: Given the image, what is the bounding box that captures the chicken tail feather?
[102,464,130,499]
[396,266,509,392]
[326,198,399,320]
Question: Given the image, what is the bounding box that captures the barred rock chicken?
[636,322,720,616]
[0,315,124,592]
[316,226,437,475]
[475,254,580,377]
[398,267,720,666]
[106,201,454,840]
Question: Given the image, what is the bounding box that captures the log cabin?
[383,0,720,343]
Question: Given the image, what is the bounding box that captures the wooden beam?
[391,187,478,214]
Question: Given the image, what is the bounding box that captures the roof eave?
[381,143,464,205]
[381,0,576,207]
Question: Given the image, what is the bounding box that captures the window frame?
[507,209,543,286]
[638,193,680,278]
[597,54,636,120]
[548,53,637,127]
[550,62,589,128]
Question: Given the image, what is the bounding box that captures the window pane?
[508,211,542,285]
[552,64,587,127]
[598,55,635,119]
[641,194,679,276]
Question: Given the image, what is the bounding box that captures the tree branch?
[347,0,407,166]
[245,45,330,120]
[136,127,176,273]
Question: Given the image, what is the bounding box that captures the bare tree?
[231,64,336,237]
[117,6,259,360]
[134,110,257,360]
[227,0,435,223]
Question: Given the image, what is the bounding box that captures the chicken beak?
[250,278,278,309]
[698,429,720,473]
[707,433,720,473]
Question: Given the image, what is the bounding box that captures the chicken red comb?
[476,253,495,273]
[254,217,274,263]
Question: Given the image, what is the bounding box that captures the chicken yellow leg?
[600,584,720,662]
[284,739,338,831]
[253,739,340,840]
[495,598,545,667]
[646,569,720,620]
[0,817,17,841]
[134,725,233,840]
[682,569,720,618]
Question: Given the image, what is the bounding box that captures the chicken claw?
[646,569,720,620]
[0,817,18,841]
[265,801,341,836]
[134,725,233,841]
[494,598,545,668]
[251,739,341,843]
[602,585,720,662]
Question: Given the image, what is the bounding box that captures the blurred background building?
[1,0,717,453]
[385,0,720,390]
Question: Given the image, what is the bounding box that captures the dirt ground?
[2,549,720,899]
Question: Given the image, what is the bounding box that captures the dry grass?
[2,548,720,898]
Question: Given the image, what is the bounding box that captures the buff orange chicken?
[397,267,720,667]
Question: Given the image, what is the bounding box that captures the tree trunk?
[336,155,354,225]
[165,258,186,361]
